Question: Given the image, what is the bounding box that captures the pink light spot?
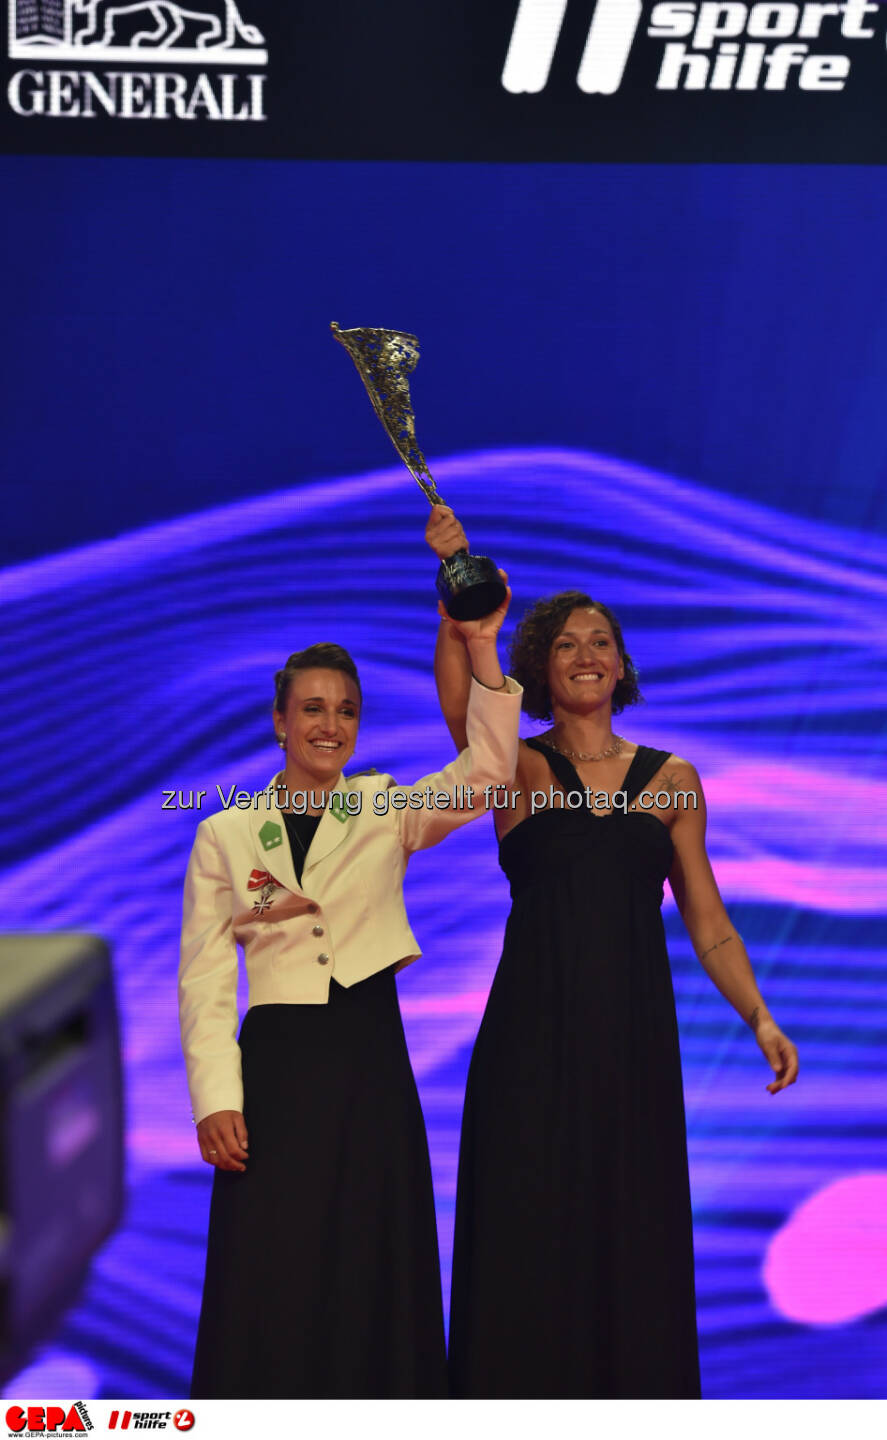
[763,1174,887,1325]
[399,990,488,1017]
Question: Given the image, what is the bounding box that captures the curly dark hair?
[509,591,642,721]
[273,643,362,713]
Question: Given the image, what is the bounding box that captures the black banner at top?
[2,0,887,162]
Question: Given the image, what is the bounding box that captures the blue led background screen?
[1,158,886,1399]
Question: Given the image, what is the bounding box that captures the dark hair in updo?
[508,591,642,721]
[273,643,362,712]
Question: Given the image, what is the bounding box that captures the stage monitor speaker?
[0,933,124,1382]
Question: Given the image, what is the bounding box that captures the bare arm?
[434,617,472,751]
[668,762,799,1095]
[426,504,483,752]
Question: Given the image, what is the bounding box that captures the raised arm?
[389,523,520,851]
[391,672,522,853]
[434,619,472,751]
[667,761,799,1095]
[426,504,491,752]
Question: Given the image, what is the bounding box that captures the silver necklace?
[545,732,624,763]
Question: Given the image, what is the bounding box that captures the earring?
[277,733,286,749]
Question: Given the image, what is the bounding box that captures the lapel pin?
[259,821,283,851]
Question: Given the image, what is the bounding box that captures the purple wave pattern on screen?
[1,449,885,1399]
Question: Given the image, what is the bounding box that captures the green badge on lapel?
[259,821,283,850]
[329,796,348,824]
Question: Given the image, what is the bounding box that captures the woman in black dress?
[179,546,521,1398]
[426,511,799,1398]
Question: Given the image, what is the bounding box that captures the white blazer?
[179,676,522,1124]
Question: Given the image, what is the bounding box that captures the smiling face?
[547,608,625,715]
[272,667,361,787]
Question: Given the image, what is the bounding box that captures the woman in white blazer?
[180,536,521,1398]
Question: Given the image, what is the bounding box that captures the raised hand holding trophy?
[331,322,507,621]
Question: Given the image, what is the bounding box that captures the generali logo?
[502,0,884,94]
[7,0,267,120]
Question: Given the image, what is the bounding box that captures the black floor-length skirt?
[190,967,448,1398]
[449,744,701,1398]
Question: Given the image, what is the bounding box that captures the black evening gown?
[448,742,700,1398]
[191,813,448,1398]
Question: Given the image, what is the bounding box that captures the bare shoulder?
[517,734,550,765]
[516,736,537,766]
[650,755,707,835]
[487,738,539,839]
[652,753,701,788]
[507,737,539,794]
[514,736,551,785]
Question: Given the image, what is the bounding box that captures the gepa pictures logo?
[502,0,884,94]
[9,0,266,62]
[5,1404,92,1435]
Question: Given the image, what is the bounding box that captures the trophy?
[330,322,507,621]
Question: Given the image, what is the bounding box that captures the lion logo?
[8,0,267,58]
[71,0,265,50]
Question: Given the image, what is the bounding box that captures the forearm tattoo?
[748,1005,762,1032]
[699,933,734,962]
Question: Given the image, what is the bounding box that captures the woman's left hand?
[755,1020,799,1094]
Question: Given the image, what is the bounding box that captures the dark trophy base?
[436,550,506,621]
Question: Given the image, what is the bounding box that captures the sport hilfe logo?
[8,0,266,63]
[503,0,643,94]
[108,1413,174,1432]
[501,0,883,94]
